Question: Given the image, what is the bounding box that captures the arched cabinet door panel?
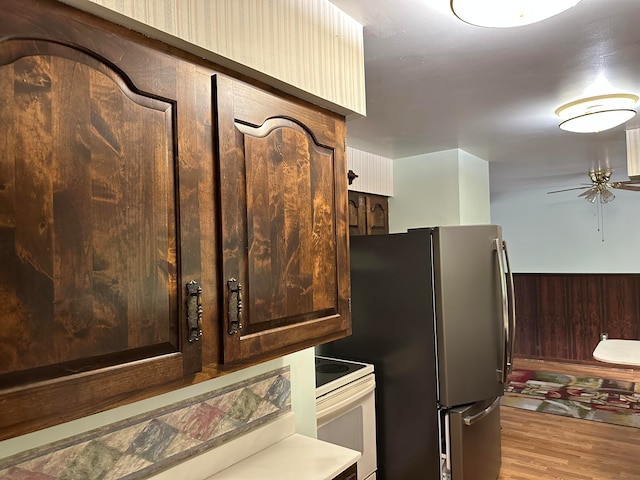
[366,194,390,235]
[216,76,351,364]
[0,4,205,440]
[348,191,367,236]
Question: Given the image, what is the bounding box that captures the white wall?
[390,150,460,232]
[459,150,491,224]
[389,149,490,232]
[491,186,640,273]
[386,145,640,273]
[346,146,393,196]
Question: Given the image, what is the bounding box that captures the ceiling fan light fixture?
[555,93,639,133]
[559,109,637,133]
[584,190,598,203]
[450,0,582,28]
[600,189,615,204]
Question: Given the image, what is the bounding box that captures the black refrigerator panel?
[318,232,440,480]
[431,225,506,407]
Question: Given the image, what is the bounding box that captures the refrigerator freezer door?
[448,398,502,480]
[432,225,506,407]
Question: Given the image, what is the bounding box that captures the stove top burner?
[316,363,350,374]
[315,356,369,389]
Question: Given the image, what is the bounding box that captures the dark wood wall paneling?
[513,273,640,362]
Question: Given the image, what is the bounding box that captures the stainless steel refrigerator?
[318,225,515,480]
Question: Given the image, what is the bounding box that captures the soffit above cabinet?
[60,0,366,118]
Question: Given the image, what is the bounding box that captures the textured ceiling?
[329,0,640,194]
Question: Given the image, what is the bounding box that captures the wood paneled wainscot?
[513,273,640,362]
[0,0,351,440]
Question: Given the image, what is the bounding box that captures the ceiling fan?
[547,168,640,203]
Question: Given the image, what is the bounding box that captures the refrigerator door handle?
[503,239,516,377]
[462,397,501,426]
[493,238,509,383]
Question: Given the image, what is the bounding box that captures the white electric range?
[315,356,377,480]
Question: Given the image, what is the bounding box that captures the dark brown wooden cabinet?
[216,77,351,363]
[333,463,357,480]
[348,191,389,236]
[0,3,210,440]
[0,0,350,440]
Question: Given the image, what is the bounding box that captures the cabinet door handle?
[186,280,203,342]
[227,278,243,335]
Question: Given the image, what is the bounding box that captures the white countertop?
[148,414,359,480]
[206,433,361,480]
[593,339,640,366]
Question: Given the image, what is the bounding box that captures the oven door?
[316,374,377,480]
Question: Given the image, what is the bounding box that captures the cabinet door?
[0,9,204,439]
[216,77,351,363]
[365,194,389,235]
[333,463,357,480]
[348,191,367,236]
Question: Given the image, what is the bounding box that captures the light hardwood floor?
[498,358,640,480]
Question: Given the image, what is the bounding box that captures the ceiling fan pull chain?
[596,197,600,235]
[597,197,606,242]
[601,201,606,242]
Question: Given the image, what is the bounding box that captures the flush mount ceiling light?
[555,93,639,133]
[450,0,582,28]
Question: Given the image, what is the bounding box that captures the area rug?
[501,369,640,428]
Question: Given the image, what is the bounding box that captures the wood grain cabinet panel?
[216,77,351,364]
[0,0,351,439]
[0,0,211,440]
[333,463,357,480]
[347,191,389,236]
[365,193,390,235]
[348,191,367,236]
[0,46,191,371]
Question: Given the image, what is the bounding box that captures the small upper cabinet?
[216,77,351,364]
[348,191,389,236]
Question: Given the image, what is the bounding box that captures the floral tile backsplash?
[0,367,291,480]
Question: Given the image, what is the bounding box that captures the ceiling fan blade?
[614,180,640,185]
[612,183,640,192]
[547,186,591,194]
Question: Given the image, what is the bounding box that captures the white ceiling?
[328,0,640,194]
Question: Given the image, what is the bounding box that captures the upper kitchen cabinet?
[0,0,353,439]
[216,77,351,364]
[0,0,213,439]
[348,191,389,236]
